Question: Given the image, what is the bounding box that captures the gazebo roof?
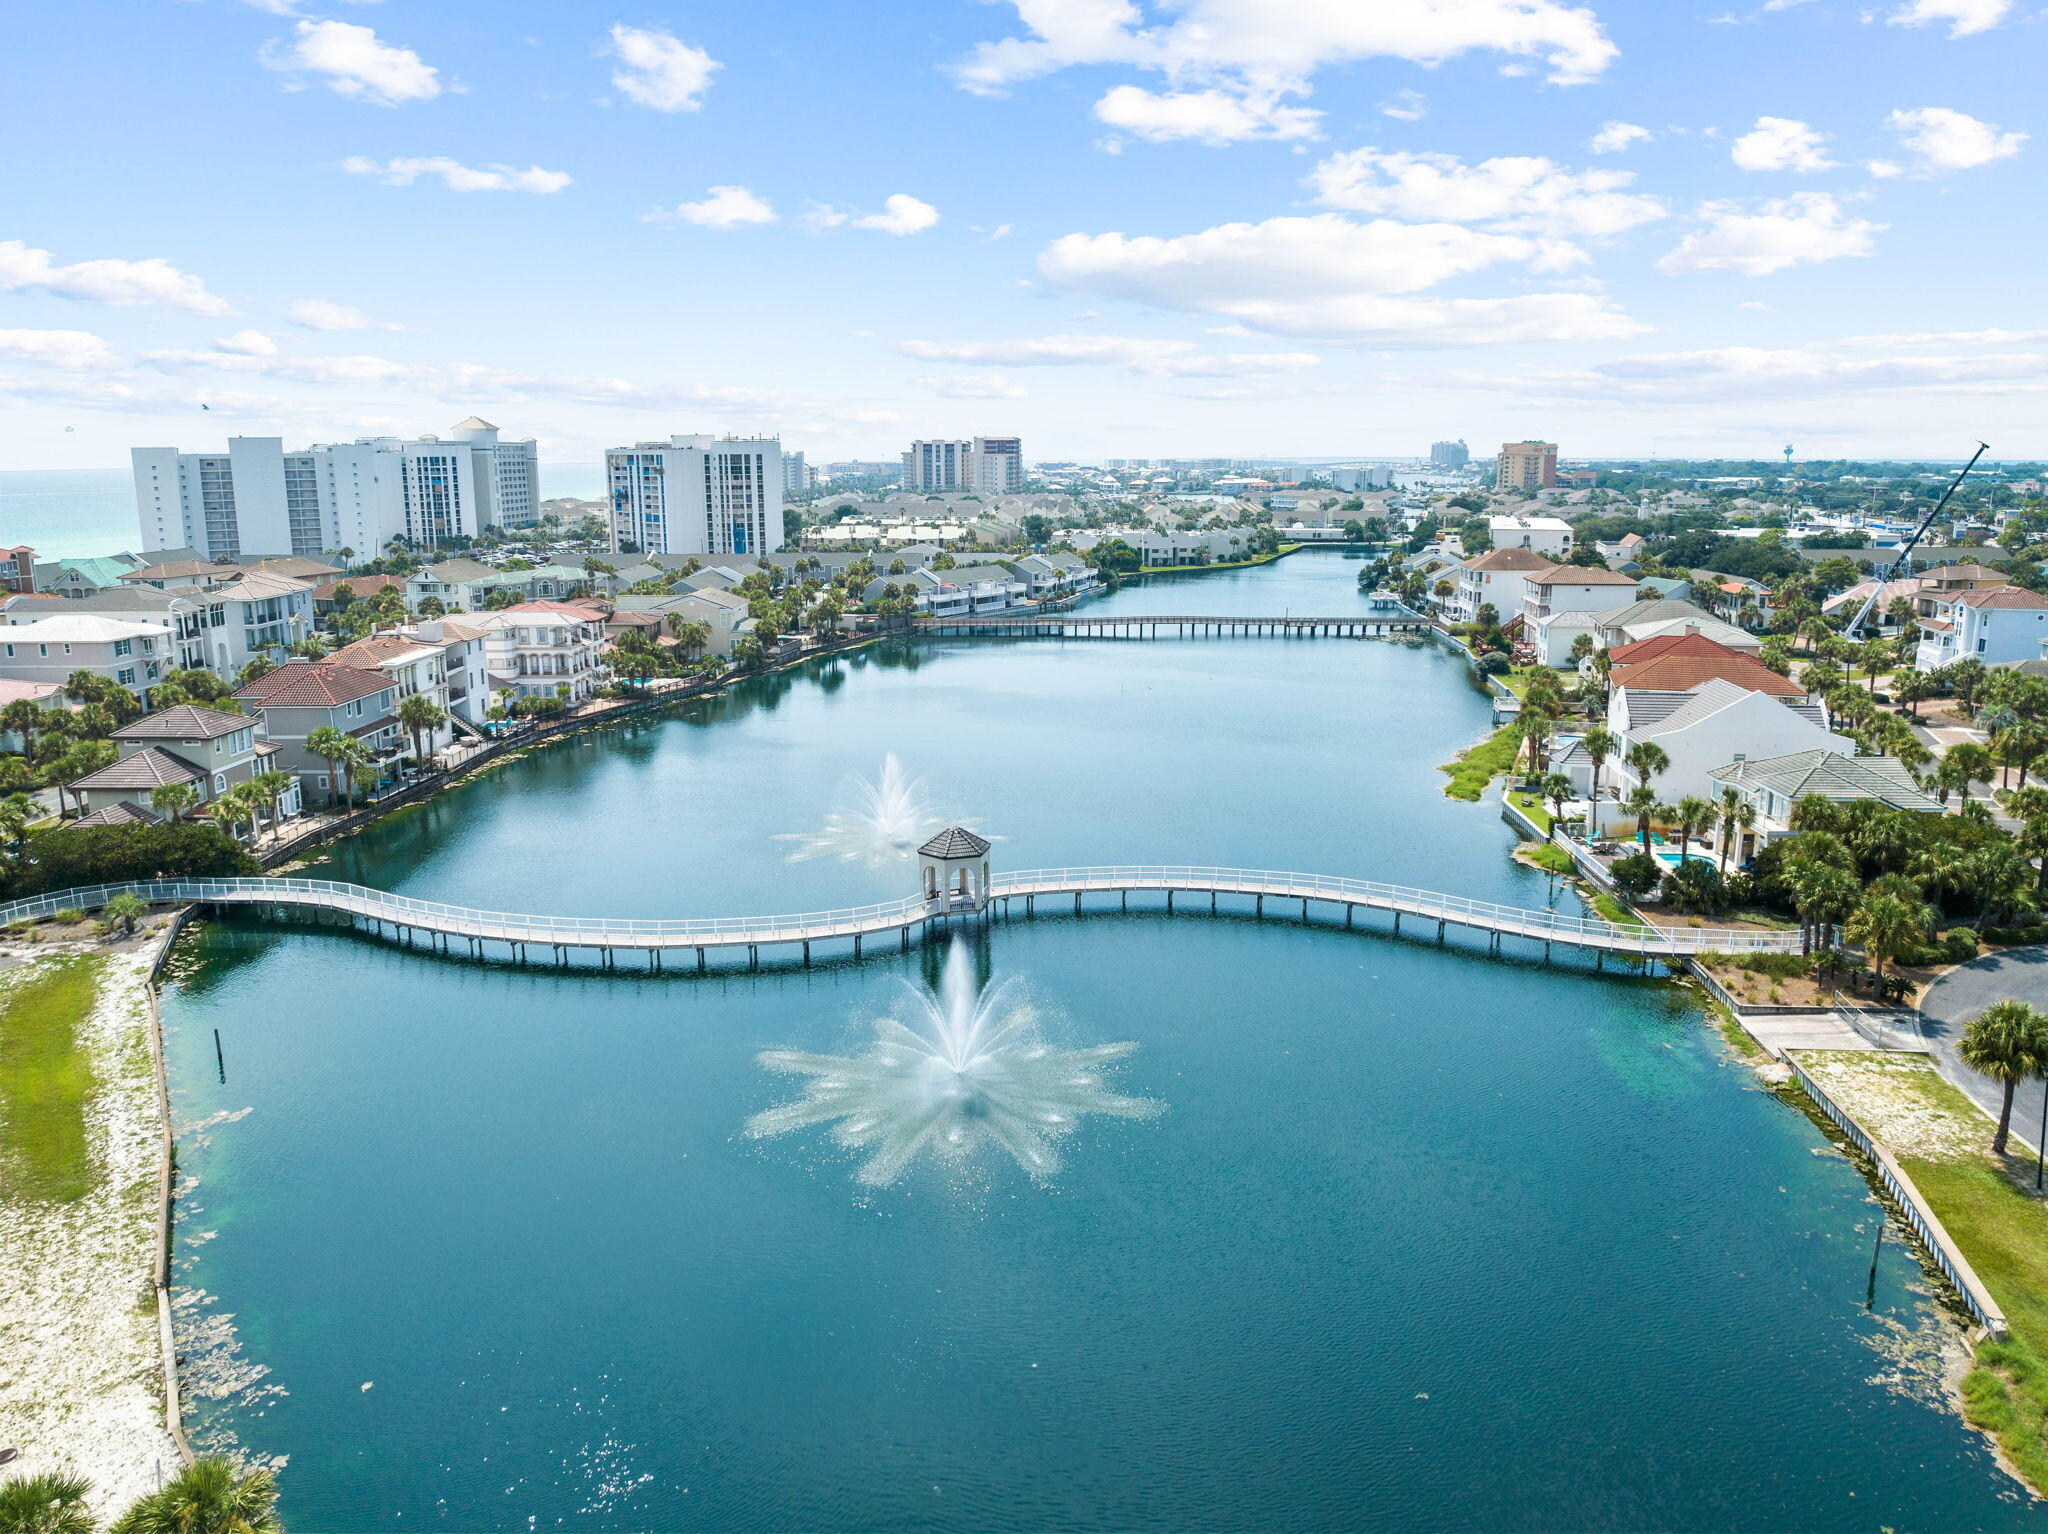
[919,826,990,859]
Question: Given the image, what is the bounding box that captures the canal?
[160,552,2046,1530]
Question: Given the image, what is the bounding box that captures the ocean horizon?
[0,464,609,562]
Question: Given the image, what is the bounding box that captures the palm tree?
[1672,795,1716,861]
[1959,1000,2048,1157]
[251,770,294,836]
[0,1471,95,1534]
[304,725,352,808]
[109,1457,281,1534]
[396,693,446,768]
[1580,724,1617,816]
[1538,771,1574,838]
[150,781,199,824]
[102,892,146,937]
[1843,889,1929,989]
[1788,860,1862,956]
[1715,786,1757,871]
[1621,784,1662,855]
[1,697,46,756]
[331,735,372,810]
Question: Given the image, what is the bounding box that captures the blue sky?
[1,0,2042,469]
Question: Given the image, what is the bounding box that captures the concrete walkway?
[1912,948,2048,1156]
[1742,1011,1904,1055]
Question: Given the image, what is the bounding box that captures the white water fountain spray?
[774,754,982,868]
[746,941,1160,1186]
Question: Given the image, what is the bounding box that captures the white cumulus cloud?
[1306,147,1666,239]
[1885,107,2026,170]
[341,156,572,193]
[213,330,279,356]
[1730,116,1835,172]
[645,186,777,229]
[916,373,1030,399]
[1036,214,1642,345]
[0,240,232,314]
[1587,120,1651,153]
[604,23,719,112]
[1093,85,1321,144]
[287,298,404,332]
[854,194,940,235]
[262,19,442,106]
[950,0,1617,150]
[1377,89,1427,122]
[1884,0,2012,37]
[0,329,119,371]
[897,334,1318,376]
[1657,193,1883,277]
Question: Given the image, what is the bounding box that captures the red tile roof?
[1607,631,1752,666]
[1613,650,1805,698]
[233,660,393,708]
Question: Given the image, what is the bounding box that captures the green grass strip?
[0,953,106,1203]
[1440,721,1522,802]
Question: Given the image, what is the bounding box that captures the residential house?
[1446,547,1555,625]
[1579,677,1848,833]
[1915,585,2048,671]
[1004,552,1095,600]
[67,703,296,821]
[464,601,608,703]
[32,553,148,599]
[232,661,402,803]
[1708,749,1942,859]
[120,559,238,590]
[326,632,460,755]
[1606,634,1799,698]
[660,590,753,657]
[1520,567,1641,630]
[1488,515,1573,557]
[0,678,72,749]
[404,557,501,613]
[2,546,34,593]
[1594,532,1646,565]
[0,614,173,701]
[408,618,493,730]
[185,570,315,676]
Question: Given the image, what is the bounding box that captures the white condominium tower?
[605,435,785,558]
[133,418,539,560]
[901,437,1024,494]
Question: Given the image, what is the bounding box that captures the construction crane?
[1842,442,1990,640]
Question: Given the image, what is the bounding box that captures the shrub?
[1474,652,1511,677]
[1944,927,1981,962]
[1661,859,1730,915]
[4,824,257,900]
[1610,852,1661,899]
[50,908,83,925]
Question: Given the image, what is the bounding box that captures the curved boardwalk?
[0,867,1798,968]
[916,613,1423,638]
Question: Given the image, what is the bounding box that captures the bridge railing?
[994,866,1800,952]
[0,867,1801,953]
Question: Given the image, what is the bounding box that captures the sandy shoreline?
[0,936,182,1516]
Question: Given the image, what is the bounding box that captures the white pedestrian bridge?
[0,868,1802,969]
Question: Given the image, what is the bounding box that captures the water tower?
[919,827,992,910]
[1783,444,1794,470]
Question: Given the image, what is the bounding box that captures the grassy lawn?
[1590,891,1646,928]
[1440,721,1522,801]
[1796,1050,2048,1494]
[1521,841,1573,875]
[0,953,106,1203]
[1505,787,1554,831]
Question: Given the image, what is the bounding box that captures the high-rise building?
[606,435,785,558]
[1494,440,1558,492]
[133,419,539,560]
[1429,440,1470,469]
[902,437,1025,494]
[782,451,812,495]
[1329,465,1395,492]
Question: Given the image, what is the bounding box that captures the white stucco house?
[1446,547,1555,625]
[1567,677,1849,834]
[1488,514,1573,558]
[1915,585,2048,672]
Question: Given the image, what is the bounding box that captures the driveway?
[1914,947,2048,1159]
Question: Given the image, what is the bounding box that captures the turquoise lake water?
[159,554,2048,1530]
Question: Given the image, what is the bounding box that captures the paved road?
[1914,948,2048,1159]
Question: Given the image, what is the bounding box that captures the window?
[113,638,132,657]
[214,774,226,793]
